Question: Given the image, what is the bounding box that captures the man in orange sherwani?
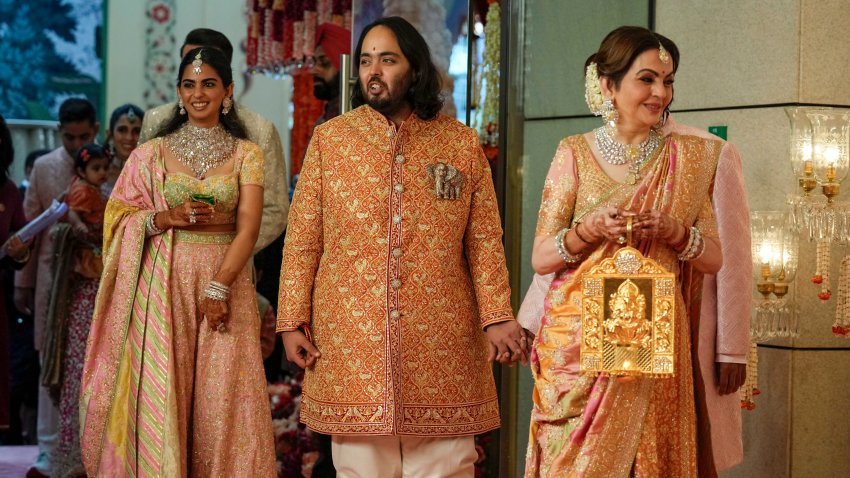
[277,16,527,477]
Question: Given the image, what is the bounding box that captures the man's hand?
[14,287,33,316]
[485,320,529,366]
[282,329,321,369]
[717,362,746,395]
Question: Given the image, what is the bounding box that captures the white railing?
[6,119,61,184]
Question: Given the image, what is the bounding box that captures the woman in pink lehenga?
[79,47,275,477]
[523,27,749,477]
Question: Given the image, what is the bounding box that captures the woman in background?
[102,103,144,197]
[47,143,110,478]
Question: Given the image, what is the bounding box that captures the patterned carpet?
[0,446,38,477]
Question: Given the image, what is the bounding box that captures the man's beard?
[313,74,340,101]
[362,75,412,117]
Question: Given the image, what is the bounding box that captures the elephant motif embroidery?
[425,162,464,200]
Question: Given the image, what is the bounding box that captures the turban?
[315,23,351,70]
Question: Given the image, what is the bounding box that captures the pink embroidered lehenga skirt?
[168,230,275,476]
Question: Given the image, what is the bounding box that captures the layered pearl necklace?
[594,126,662,185]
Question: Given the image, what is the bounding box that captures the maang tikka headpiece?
[192,51,203,75]
[658,41,670,64]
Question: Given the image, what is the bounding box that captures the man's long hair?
[351,16,443,120]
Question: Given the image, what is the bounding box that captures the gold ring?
[617,236,626,245]
[626,216,633,245]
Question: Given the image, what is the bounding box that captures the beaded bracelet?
[204,280,231,301]
[692,233,707,260]
[145,212,164,236]
[555,228,582,264]
[677,226,703,261]
[574,223,593,244]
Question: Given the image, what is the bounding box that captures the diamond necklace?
[594,126,663,185]
[165,123,236,178]
[594,126,662,166]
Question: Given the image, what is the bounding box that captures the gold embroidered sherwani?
[277,105,513,436]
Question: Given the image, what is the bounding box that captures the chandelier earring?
[222,97,233,115]
[178,99,186,116]
[602,98,619,129]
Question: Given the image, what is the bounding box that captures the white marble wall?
[656,1,850,477]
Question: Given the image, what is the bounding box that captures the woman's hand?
[199,295,229,332]
[2,235,31,262]
[632,209,683,245]
[582,206,628,243]
[166,198,214,228]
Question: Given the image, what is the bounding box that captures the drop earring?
[222,97,232,115]
[178,99,186,115]
[602,98,618,129]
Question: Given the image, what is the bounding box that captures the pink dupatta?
[80,139,182,477]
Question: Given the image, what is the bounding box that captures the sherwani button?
[392,215,402,224]
[389,309,401,319]
[392,248,403,258]
[394,184,405,194]
[391,279,402,289]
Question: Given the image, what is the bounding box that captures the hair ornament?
[126,109,137,121]
[584,62,605,116]
[658,42,671,64]
[192,51,203,75]
[80,148,91,162]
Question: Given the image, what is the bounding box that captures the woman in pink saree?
[524,27,747,477]
[79,47,275,476]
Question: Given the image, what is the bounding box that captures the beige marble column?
[656,1,850,476]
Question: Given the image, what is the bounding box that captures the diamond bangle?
[555,228,582,264]
[204,280,231,301]
[145,212,164,236]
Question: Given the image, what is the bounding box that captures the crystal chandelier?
[750,210,799,340]
[782,106,850,337]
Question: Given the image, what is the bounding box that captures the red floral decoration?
[150,3,170,24]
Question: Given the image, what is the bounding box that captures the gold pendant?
[579,246,677,377]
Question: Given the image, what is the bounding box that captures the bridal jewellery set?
[168,51,237,179]
[585,42,669,185]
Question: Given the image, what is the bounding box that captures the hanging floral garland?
[813,240,831,301]
[479,0,500,165]
[246,0,351,74]
[739,343,760,410]
[833,254,850,336]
